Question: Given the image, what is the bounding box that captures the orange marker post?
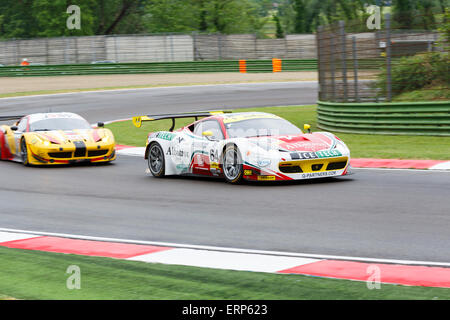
[239,60,247,73]
[272,58,282,73]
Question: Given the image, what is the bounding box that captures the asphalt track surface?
[0,82,318,124]
[0,82,449,263]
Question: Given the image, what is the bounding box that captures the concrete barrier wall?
[0,32,439,66]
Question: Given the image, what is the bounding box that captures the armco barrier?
[0,59,317,77]
[317,100,450,136]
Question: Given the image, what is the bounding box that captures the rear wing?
[0,115,25,122]
[132,111,232,132]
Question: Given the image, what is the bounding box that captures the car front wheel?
[21,138,30,166]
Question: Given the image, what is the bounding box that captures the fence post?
[330,36,336,101]
[64,38,69,64]
[385,13,392,102]
[75,37,79,64]
[45,38,49,65]
[339,20,348,102]
[91,37,96,62]
[114,35,119,63]
[218,34,223,60]
[352,36,359,102]
[192,32,198,61]
[254,33,258,60]
[316,26,326,101]
[16,40,20,65]
[170,34,174,62]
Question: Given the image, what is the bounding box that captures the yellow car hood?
[33,129,107,144]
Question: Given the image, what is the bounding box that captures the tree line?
[0,0,447,40]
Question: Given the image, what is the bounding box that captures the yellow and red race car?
[0,112,116,166]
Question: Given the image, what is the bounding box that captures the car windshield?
[225,118,303,138]
[30,118,92,131]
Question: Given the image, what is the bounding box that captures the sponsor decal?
[316,149,342,158]
[210,162,220,170]
[257,175,276,181]
[176,164,189,173]
[301,171,337,179]
[210,149,219,162]
[244,169,253,176]
[292,149,342,160]
[157,132,175,141]
[166,146,189,158]
[283,142,327,151]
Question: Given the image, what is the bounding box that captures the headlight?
[257,159,271,167]
[101,136,110,143]
[34,135,51,146]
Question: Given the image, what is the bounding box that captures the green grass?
[0,247,449,300]
[393,86,450,102]
[107,105,450,160]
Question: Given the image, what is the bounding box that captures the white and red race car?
[133,111,351,184]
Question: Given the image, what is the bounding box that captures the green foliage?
[437,7,450,45]
[391,0,449,30]
[143,0,200,33]
[0,0,447,39]
[273,14,285,38]
[377,52,450,97]
[32,0,96,37]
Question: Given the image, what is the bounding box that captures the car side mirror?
[303,124,311,133]
[11,126,18,131]
[202,131,216,141]
[97,122,104,128]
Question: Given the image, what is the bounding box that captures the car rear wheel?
[148,143,165,177]
[222,145,243,184]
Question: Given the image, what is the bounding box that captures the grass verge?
[107,105,450,160]
[0,246,449,300]
[393,86,450,102]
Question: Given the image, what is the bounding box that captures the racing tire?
[222,144,244,184]
[148,142,165,178]
[20,138,31,166]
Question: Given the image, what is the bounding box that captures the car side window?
[193,120,224,140]
[17,118,28,132]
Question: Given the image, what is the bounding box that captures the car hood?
[33,129,105,144]
[248,133,334,152]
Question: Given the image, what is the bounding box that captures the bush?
[376,52,449,97]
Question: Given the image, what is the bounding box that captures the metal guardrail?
[317,100,450,136]
[0,59,317,77]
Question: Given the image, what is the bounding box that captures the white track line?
[129,249,320,273]
[0,227,449,267]
[429,161,450,170]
